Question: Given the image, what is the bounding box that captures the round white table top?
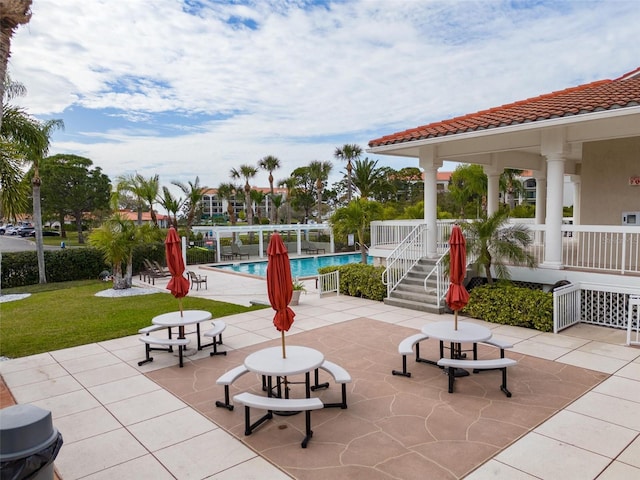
[152,310,212,327]
[244,346,324,377]
[421,321,492,343]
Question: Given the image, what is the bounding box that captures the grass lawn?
[1,280,266,359]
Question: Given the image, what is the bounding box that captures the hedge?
[462,284,554,332]
[1,243,167,289]
[318,263,386,301]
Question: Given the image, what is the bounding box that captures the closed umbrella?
[165,227,190,317]
[445,225,470,331]
[267,232,296,358]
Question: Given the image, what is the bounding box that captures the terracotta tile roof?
[369,67,640,147]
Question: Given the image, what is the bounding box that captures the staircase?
[383,258,446,314]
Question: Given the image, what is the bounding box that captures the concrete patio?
[2,267,640,479]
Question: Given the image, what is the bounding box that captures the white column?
[486,173,500,216]
[533,171,546,226]
[543,154,565,268]
[483,158,502,218]
[419,146,442,258]
[570,175,581,225]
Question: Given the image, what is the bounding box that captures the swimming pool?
[213,253,372,278]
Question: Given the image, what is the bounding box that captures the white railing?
[553,282,640,332]
[318,270,339,296]
[382,224,427,296]
[371,220,425,248]
[372,221,640,276]
[553,283,581,333]
[423,249,449,307]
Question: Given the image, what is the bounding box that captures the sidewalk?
[2,268,640,479]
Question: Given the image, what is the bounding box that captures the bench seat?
[215,365,249,410]
[437,357,517,397]
[138,325,174,351]
[233,392,323,448]
[138,336,190,368]
[311,360,352,408]
[392,333,434,377]
[202,321,227,356]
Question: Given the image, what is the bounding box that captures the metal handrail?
[382,224,427,296]
[423,248,449,307]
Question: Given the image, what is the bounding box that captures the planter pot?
[290,290,302,306]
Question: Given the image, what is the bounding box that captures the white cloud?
[8,0,640,191]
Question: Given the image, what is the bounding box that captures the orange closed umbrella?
[165,227,190,316]
[445,225,470,330]
[266,232,295,358]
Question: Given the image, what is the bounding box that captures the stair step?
[383,297,445,314]
[389,290,439,303]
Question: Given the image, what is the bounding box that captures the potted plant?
[290,278,306,306]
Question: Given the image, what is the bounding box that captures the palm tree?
[135,174,160,226]
[1,105,39,220]
[2,102,63,284]
[250,189,266,224]
[230,164,258,225]
[308,160,332,222]
[158,186,182,228]
[217,182,238,225]
[89,214,156,289]
[173,176,204,238]
[351,157,385,199]
[330,199,383,263]
[258,155,280,223]
[449,164,487,218]
[461,210,536,285]
[0,0,32,129]
[334,144,362,203]
[270,194,284,224]
[278,176,297,225]
[30,119,64,283]
[116,174,146,225]
[499,168,525,209]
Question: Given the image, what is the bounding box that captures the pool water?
[214,253,372,278]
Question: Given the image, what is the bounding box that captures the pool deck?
[2,266,640,479]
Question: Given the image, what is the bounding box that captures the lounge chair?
[220,246,234,261]
[231,243,250,259]
[188,271,208,290]
[142,259,169,285]
[302,240,325,254]
[153,261,171,276]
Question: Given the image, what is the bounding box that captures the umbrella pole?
[179,298,183,317]
[281,331,286,358]
[454,310,458,331]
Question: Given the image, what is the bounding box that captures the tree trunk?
[75,213,84,244]
[359,240,367,264]
[125,256,133,288]
[484,263,493,285]
[58,212,66,238]
[112,273,127,290]
[347,161,353,202]
[32,177,46,284]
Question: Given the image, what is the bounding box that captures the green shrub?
[462,284,553,332]
[1,249,109,289]
[1,243,167,289]
[318,263,386,301]
[186,246,217,265]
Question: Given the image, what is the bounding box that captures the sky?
[9,0,640,198]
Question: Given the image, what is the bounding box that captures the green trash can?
[0,404,63,480]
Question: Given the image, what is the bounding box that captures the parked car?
[18,226,35,237]
[0,224,14,235]
[26,229,60,237]
[4,226,19,235]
